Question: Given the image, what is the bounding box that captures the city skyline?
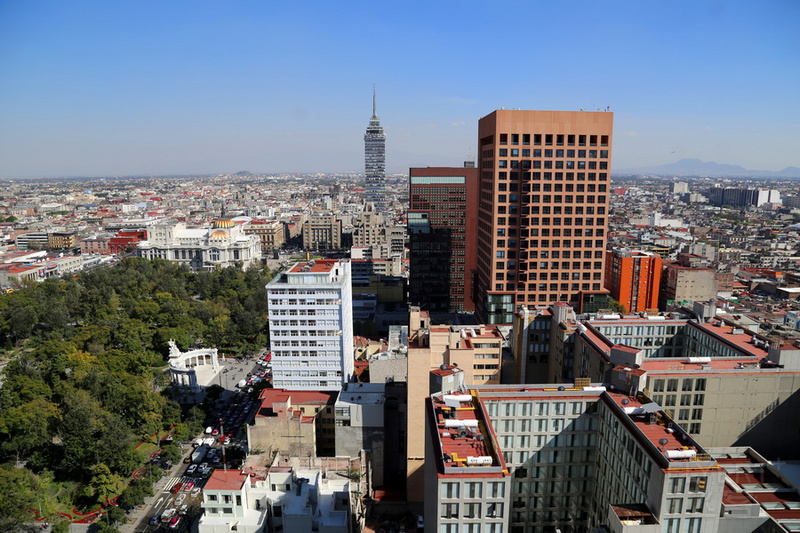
[1,1,799,178]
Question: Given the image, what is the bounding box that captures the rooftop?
[204,469,248,491]
[289,259,337,273]
[605,392,716,468]
[429,392,506,477]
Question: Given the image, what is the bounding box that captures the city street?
[124,354,267,532]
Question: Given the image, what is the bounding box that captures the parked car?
[184,481,195,491]
[170,482,183,493]
[169,516,182,530]
[186,464,197,475]
[416,515,424,529]
[148,514,161,526]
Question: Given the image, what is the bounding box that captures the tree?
[105,505,126,526]
[89,463,120,505]
[608,297,627,314]
[0,397,59,463]
[159,443,181,464]
[0,465,40,532]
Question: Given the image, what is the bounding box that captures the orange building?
[475,109,614,324]
[604,248,662,312]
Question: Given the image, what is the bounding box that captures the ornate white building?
[138,220,261,271]
[167,339,220,392]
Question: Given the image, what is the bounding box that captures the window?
[667,379,678,392]
[441,503,459,519]
[664,518,680,533]
[689,477,707,493]
[686,497,704,513]
[695,378,706,391]
[685,518,702,533]
[442,482,460,499]
[667,498,683,514]
[653,379,665,392]
[488,482,505,498]
[694,394,704,406]
[669,477,686,493]
[464,502,481,519]
[466,482,483,498]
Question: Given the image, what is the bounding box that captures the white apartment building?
[198,455,364,533]
[266,259,354,391]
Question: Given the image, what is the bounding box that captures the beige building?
[244,220,285,252]
[47,232,77,249]
[569,312,800,459]
[351,202,406,258]
[301,212,341,250]
[247,389,336,457]
[660,264,718,308]
[405,306,505,501]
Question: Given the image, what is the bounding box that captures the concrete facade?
[266,259,354,391]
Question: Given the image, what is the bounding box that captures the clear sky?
[1,1,798,178]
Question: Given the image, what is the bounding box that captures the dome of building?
[213,219,234,229]
[210,230,228,239]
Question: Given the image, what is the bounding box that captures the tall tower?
[474,109,614,324]
[364,86,387,212]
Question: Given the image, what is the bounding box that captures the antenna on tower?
[372,84,377,118]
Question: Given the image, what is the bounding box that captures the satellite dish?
[658,438,669,446]
[622,399,630,405]
[557,386,565,391]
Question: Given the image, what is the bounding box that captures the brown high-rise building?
[475,110,614,324]
[408,165,479,313]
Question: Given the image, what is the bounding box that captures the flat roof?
[204,469,248,491]
[691,320,771,357]
[430,392,506,478]
[289,259,337,273]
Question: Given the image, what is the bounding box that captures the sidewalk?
[120,460,179,533]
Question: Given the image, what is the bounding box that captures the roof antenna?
[372,84,377,118]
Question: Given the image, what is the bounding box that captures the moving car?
[170,482,183,493]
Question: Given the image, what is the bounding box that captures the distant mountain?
[617,158,800,178]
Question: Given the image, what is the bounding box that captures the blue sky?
[1,1,798,177]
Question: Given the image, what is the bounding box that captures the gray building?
[333,382,385,486]
[364,87,386,212]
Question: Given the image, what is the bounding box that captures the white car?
[186,464,197,475]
